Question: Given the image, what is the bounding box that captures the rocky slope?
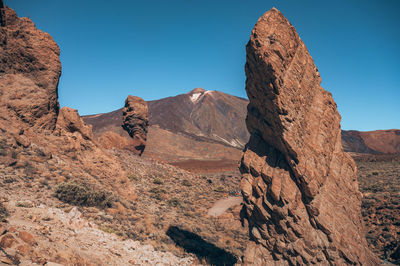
[148,88,249,149]
[0,3,206,264]
[83,90,399,171]
[84,88,249,150]
[342,129,400,154]
[83,88,247,170]
[239,8,378,265]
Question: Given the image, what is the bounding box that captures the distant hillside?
[82,88,248,163]
[82,89,400,165]
[342,129,400,154]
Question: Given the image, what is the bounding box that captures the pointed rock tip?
[125,95,145,104]
[260,7,285,19]
[188,88,206,94]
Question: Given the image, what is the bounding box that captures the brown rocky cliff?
[0,1,61,130]
[122,95,149,155]
[240,8,378,265]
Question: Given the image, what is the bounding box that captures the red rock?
[56,107,94,140]
[0,255,13,265]
[0,1,61,130]
[16,244,32,256]
[240,8,378,265]
[122,95,149,155]
[18,231,36,246]
[0,233,17,248]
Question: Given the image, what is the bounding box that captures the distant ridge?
[82,90,400,162]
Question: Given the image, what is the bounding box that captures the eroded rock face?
[56,107,94,140]
[240,8,378,265]
[122,95,149,155]
[0,1,61,130]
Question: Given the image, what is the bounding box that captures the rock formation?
[240,8,378,265]
[0,0,61,130]
[122,95,149,155]
[56,107,94,140]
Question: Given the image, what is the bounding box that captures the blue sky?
[7,0,400,131]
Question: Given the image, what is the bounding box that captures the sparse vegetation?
[182,179,191,187]
[16,201,33,208]
[214,186,225,192]
[128,173,140,181]
[99,225,124,237]
[0,202,8,222]
[54,181,115,208]
[357,155,400,262]
[153,178,164,185]
[167,198,181,207]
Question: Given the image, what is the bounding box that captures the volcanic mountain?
[83,89,399,168]
[83,88,250,169]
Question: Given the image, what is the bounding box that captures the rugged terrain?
[83,88,247,169]
[356,154,400,263]
[0,3,248,265]
[83,90,400,174]
[1,1,399,265]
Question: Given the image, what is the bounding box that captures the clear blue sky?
[7,0,400,131]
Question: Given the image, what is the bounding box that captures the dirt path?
[208,197,243,217]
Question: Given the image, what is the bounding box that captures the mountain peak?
[188,88,206,94]
[187,88,215,103]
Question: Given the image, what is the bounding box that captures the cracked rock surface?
[240,8,379,265]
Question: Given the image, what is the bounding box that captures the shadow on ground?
[166,226,238,266]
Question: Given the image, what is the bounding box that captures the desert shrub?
[149,187,165,201]
[153,178,164,185]
[214,186,225,193]
[0,202,8,222]
[182,179,191,187]
[365,184,382,193]
[168,198,181,207]
[54,181,115,208]
[99,225,124,236]
[128,173,140,181]
[0,139,8,156]
[372,171,379,176]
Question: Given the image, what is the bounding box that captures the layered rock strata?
[240,8,378,265]
[122,95,149,155]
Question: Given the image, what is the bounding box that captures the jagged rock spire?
[240,8,378,265]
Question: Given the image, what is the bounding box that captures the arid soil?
[356,154,400,264]
[169,159,239,173]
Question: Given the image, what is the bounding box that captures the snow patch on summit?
[190,93,202,102]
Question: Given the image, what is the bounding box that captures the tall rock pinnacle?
[240,8,378,265]
[122,95,149,155]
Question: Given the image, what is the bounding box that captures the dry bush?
[0,202,8,222]
[54,181,115,208]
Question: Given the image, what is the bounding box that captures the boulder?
[240,8,378,265]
